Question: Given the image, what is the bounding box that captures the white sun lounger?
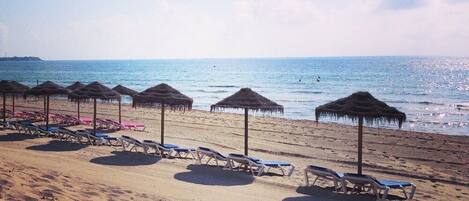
[196,147,229,167]
[119,135,149,154]
[342,173,416,200]
[304,165,345,191]
[226,153,295,176]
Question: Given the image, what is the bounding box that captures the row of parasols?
[0,80,406,175]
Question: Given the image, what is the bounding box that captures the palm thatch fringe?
[210,105,283,114]
[132,102,192,111]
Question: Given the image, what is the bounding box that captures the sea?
[1,56,468,135]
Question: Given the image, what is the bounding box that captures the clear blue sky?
[1,0,468,60]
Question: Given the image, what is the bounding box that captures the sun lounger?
[23,124,59,137]
[57,128,86,143]
[196,147,229,167]
[342,173,416,200]
[121,121,145,131]
[119,135,149,154]
[11,120,33,133]
[80,117,92,125]
[304,165,345,191]
[141,140,195,159]
[226,153,295,176]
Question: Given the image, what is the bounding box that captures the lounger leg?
[256,166,265,176]
[197,153,203,164]
[312,176,319,186]
[287,165,295,177]
[206,157,213,165]
[402,188,408,199]
[382,188,389,200]
[304,170,309,186]
[409,184,416,199]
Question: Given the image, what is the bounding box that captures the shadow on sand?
[0,133,36,141]
[26,140,89,152]
[174,164,254,186]
[90,151,161,166]
[283,186,405,201]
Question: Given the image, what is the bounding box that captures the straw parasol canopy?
[211,88,284,155]
[112,85,138,97]
[66,81,86,119]
[133,83,193,144]
[315,91,406,174]
[112,84,138,124]
[66,81,85,91]
[25,81,69,96]
[0,80,30,124]
[25,81,69,130]
[69,81,121,134]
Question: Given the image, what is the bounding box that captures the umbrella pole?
[2,93,5,125]
[245,108,248,156]
[46,96,50,130]
[12,96,15,114]
[43,96,46,114]
[161,104,165,144]
[93,98,97,135]
[358,116,363,175]
[77,101,80,120]
[119,100,121,124]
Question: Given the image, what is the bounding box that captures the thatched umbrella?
[69,81,121,134]
[112,85,138,124]
[66,81,86,119]
[211,88,283,155]
[9,81,30,114]
[132,83,192,144]
[315,91,406,174]
[25,81,69,129]
[0,80,29,124]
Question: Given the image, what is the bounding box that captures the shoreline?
[1,98,468,200]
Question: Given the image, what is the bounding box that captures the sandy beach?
[0,98,468,201]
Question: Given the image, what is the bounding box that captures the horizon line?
[33,55,469,61]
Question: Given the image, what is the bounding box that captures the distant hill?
[0,56,43,61]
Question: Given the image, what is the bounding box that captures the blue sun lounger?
[304,165,345,191]
[342,173,416,200]
[227,153,295,176]
[142,140,195,159]
[196,147,229,167]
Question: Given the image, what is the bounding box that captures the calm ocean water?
[1,57,468,135]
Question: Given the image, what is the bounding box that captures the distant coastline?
[0,56,43,61]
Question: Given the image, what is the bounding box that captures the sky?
[0,0,469,60]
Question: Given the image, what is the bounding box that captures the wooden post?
[358,116,363,175]
[77,101,80,120]
[12,96,15,114]
[161,104,165,144]
[118,100,122,124]
[93,98,97,134]
[43,96,46,114]
[2,93,5,125]
[244,108,248,156]
[46,96,50,130]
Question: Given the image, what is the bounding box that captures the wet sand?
[0,98,468,200]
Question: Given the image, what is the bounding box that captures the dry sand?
[0,98,468,201]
